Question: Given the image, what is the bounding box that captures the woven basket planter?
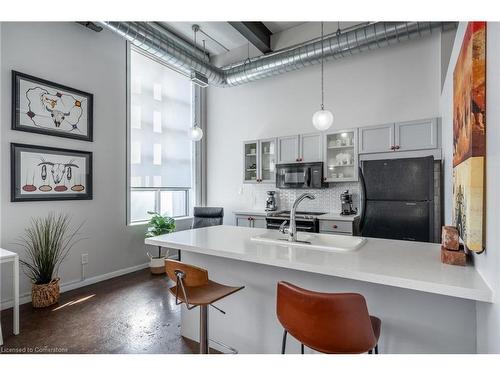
[31,278,60,308]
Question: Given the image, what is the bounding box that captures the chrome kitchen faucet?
[279,193,316,242]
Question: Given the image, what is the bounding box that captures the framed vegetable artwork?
[12,71,93,142]
[11,143,93,202]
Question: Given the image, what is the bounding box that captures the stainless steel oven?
[265,211,325,233]
[276,162,325,189]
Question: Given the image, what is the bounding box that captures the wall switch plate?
[81,253,89,265]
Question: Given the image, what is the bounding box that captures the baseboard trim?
[1,262,149,310]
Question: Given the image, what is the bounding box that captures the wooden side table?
[0,248,20,346]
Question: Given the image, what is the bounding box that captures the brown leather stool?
[277,281,381,354]
[166,259,244,354]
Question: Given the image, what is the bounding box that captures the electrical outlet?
[81,253,89,265]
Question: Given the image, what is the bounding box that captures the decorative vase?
[31,278,60,308]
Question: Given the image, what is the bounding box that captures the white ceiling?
[160,22,306,56]
[159,22,364,57]
[159,22,247,56]
[263,22,304,34]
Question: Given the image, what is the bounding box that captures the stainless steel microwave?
[276,162,325,189]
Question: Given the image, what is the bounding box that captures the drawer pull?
[332,225,338,229]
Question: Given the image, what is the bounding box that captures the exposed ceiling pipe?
[100,22,225,85]
[100,21,458,88]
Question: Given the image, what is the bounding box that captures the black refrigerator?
[359,156,438,243]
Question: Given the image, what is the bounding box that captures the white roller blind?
[130,49,192,189]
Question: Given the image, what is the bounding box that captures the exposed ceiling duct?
[100,21,458,88]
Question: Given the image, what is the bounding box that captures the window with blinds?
[129,48,193,223]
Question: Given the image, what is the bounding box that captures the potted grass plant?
[17,213,83,308]
[145,211,176,274]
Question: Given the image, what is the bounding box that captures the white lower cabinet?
[236,216,252,227]
[252,217,266,228]
[235,214,267,228]
[319,219,358,236]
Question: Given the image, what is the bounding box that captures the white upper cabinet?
[359,123,394,154]
[300,133,323,162]
[259,138,277,183]
[243,140,259,183]
[395,118,438,151]
[359,119,439,154]
[277,135,300,163]
[324,129,358,182]
[243,139,277,184]
[244,117,440,184]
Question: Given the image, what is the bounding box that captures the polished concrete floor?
[0,269,201,354]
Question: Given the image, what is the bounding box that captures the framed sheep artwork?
[12,71,93,142]
[11,143,93,202]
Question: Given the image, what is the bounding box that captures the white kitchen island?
[145,225,492,354]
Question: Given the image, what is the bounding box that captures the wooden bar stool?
[165,259,244,354]
[276,281,381,354]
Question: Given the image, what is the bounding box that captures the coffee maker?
[265,191,278,211]
[340,190,357,215]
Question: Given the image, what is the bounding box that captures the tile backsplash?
[241,182,360,214]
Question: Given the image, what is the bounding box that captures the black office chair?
[192,207,224,229]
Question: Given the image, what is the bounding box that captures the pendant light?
[189,27,204,141]
[312,22,334,131]
[189,86,204,141]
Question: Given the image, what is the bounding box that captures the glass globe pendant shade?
[189,125,203,141]
[312,109,334,131]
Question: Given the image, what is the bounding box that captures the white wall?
[0,22,149,306]
[0,22,3,248]
[207,33,442,223]
[440,22,500,353]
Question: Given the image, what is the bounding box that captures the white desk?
[0,248,20,345]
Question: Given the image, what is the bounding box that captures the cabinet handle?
[390,146,395,150]
[395,145,400,150]
[332,225,338,229]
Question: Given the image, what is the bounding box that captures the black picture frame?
[11,143,93,202]
[12,70,94,142]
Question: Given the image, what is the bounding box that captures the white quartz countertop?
[146,226,493,302]
[233,209,359,221]
[233,209,268,216]
[317,213,359,221]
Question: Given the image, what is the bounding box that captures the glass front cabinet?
[323,129,359,182]
[243,138,277,184]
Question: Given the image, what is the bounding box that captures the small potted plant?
[18,213,83,308]
[145,211,176,274]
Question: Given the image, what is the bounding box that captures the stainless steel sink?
[251,231,366,252]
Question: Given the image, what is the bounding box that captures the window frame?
[126,43,201,225]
